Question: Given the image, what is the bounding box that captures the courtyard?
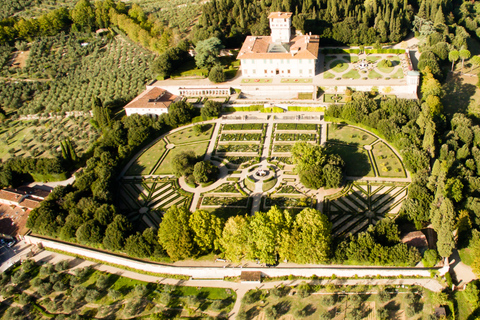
[119,114,410,237]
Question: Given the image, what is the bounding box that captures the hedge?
[288,106,326,112]
[365,49,405,54]
[260,106,284,113]
[223,105,264,112]
[323,49,361,54]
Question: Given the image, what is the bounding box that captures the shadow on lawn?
[326,142,372,177]
[442,74,477,119]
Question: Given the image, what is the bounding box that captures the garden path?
[204,120,222,161]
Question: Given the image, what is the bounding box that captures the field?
[154,141,210,175]
[240,284,436,320]
[0,116,98,161]
[0,259,235,319]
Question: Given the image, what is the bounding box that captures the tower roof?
[268,12,293,19]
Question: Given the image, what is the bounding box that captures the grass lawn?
[324,94,346,103]
[342,69,360,79]
[298,92,313,99]
[281,78,313,83]
[391,68,405,79]
[324,55,337,64]
[371,141,406,178]
[176,286,235,300]
[377,65,394,73]
[367,56,382,62]
[166,124,214,145]
[330,60,349,73]
[154,141,210,174]
[368,70,383,79]
[245,177,255,192]
[327,124,377,146]
[456,290,477,320]
[459,247,474,266]
[387,55,400,61]
[327,143,374,177]
[262,177,277,192]
[442,73,480,119]
[241,78,272,83]
[171,59,208,78]
[323,71,335,79]
[126,139,167,175]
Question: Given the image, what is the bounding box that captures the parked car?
[7,241,15,248]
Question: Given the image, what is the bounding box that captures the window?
[281,59,284,64]
[253,69,256,74]
[270,59,273,64]
[263,59,266,64]
[309,69,313,74]
[288,70,290,74]
[299,69,303,74]
[264,69,267,74]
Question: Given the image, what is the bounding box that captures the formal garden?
[324,181,409,237]
[0,259,236,319]
[323,53,406,81]
[121,119,410,237]
[238,283,440,320]
[326,124,407,179]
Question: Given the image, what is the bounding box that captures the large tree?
[189,210,223,253]
[193,160,218,184]
[291,142,344,189]
[219,215,249,262]
[167,101,195,127]
[158,206,195,260]
[201,100,222,119]
[194,37,224,69]
[71,0,95,31]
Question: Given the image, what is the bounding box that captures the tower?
[268,12,292,43]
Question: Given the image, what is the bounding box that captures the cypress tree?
[435,7,446,25]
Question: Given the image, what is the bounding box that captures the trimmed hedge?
[223,105,264,112]
[323,49,361,54]
[365,49,405,54]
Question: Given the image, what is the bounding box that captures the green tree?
[201,100,222,119]
[208,66,226,83]
[291,208,331,263]
[172,151,196,177]
[71,0,95,31]
[103,214,131,251]
[470,55,480,73]
[167,101,194,127]
[189,210,223,253]
[421,72,443,98]
[459,49,471,71]
[158,205,194,260]
[448,50,460,71]
[194,37,224,69]
[193,160,218,184]
[219,215,249,262]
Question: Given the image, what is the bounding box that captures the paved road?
[28,249,444,319]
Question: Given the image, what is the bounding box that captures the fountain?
[255,169,268,177]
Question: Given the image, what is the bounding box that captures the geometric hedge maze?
[324,181,409,238]
[118,177,193,229]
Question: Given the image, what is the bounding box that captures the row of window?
[244,69,313,75]
[244,59,312,64]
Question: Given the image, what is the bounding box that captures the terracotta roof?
[240,271,262,282]
[124,87,178,110]
[237,35,319,60]
[19,197,41,209]
[16,187,50,199]
[0,189,23,203]
[268,12,293,19]
[402,231,428,248]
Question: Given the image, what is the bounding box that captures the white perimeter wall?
[241,59,316,78]
[125,108,168,117]
[25,235,432,279]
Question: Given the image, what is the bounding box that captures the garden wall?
[25,235,433,279]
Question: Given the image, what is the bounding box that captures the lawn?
[459,247,474,266]
[377,64,395,74]
[327,143,374,177]
[166,124,214,145]
[171,59,208,78]
[391,68,405,79]
[368,70,383,79]
[298,92,313,99]
[342,69,360,79]
[262,177,277,192]
[154,141,210,174]
[327,124,377,146]
[442,73,480,119]
[126,139,167,175]
[367,56,382,62]
[324,94,346,103]
[371,141,406,178]
[323,71,335,79]
[329,60,349,73]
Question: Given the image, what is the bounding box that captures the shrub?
[134,284,148,297]
[108,288,122,300]
[17,292,32,305]
[85,289,100,303]
[320,295,336,306]
[422,249,439,267]
[406,305,416,317]
[378,290,390,303]
[55,260,70,272]
[208,66,226,83]
[211,300,223,311]
[53,281,66,292]
[319,311,332,320]
[377,307,389,320]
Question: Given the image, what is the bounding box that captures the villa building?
[237,12,320,78]
[124,87,180,117]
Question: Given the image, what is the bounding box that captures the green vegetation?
[391,68,405,79]
[166,124,214,145]
[126,139,166,175]
[324,94,346,103]
[154,141,210,175]
[262,176,277,192]
[368,70,383,79]
[0,259,235,319]
[327,124,377,146]
[326,143,374,177]
[372,141,406,178]
[330,60,349,72]
[342,69,361,79]
[323,71,335,79]
[288,106,326,112]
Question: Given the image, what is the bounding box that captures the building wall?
[125,108,168,117]
[270,17,291,42]
[240,58,315,78]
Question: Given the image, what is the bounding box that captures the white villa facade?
[237,12,319,78]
